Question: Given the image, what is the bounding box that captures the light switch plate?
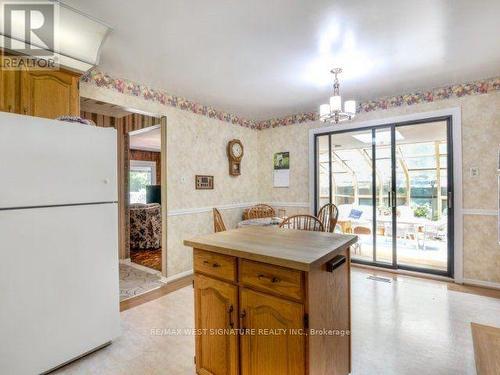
[470,167,480,177]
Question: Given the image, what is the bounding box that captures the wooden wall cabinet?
[192,246,352,375]
[0,57,20,114]
[0,56,80,119]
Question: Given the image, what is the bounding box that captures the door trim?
[309,107,463,282]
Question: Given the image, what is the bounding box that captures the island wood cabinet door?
[20,69,80,118]
[239,288,305,375]
[194,274,239,375]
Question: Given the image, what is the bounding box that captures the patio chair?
[383,222,419,249]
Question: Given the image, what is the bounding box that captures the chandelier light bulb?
[320,104,331,117]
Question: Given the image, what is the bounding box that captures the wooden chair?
[279,215,324,232]
[247,204,276,219]
[317,203,339,233]
[353,226,371,235]
[213,208,227,233]
[352,226,371,255]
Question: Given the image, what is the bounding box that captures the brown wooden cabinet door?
[0,57,21,113]
[194,274,238,375]
[240,288,305,375]
[20,69,80,119]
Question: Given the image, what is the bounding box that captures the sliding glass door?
[315,117,453,277]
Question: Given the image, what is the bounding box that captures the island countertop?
[183,226,357,271]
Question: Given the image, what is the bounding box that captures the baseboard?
[161,269,193,284]
[463,278,500,290]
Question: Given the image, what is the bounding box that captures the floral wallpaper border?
[259,76,500,129]
[81,70,499,130]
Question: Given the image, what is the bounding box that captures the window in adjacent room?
[129,160,156,204]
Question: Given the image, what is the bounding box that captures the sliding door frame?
[310,108,462,280]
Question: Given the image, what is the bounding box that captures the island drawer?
[239,259,303,300]
[194,249,237,282]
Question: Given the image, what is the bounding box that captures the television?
[146,185,161,204]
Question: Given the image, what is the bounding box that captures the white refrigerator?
[0,112,121,374]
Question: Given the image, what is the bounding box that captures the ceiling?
[66,0,500,120]
[130,127,161,152]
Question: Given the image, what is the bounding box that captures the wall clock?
[227,139,244,176]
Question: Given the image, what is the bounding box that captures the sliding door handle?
[388,191,396,208]
[448,192,453,209]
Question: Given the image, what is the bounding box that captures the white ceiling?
[130,127,161,152]
[67,0,500,120]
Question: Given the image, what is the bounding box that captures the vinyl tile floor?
[54,269,500,375]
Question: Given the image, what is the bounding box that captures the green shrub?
[413,204,430,218]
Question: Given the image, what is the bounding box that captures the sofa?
[129,203,162,249]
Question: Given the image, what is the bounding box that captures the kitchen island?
[184,226,357,375]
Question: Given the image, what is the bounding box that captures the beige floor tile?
[53,270,500,375]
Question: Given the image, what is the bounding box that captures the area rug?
[119,263,164,301]
[130,248,162,271]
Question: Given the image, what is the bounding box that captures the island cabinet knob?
[257,274,281,283]
[203,260,221,268]
[326,255,346,272]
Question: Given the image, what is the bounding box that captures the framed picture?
[195,175,214,190]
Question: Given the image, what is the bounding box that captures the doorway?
[128,126,163,272]
[315,117,454,277]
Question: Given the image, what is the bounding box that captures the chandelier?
[319,68,356,123]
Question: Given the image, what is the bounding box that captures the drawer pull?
[326,255,346,272]
[228,305,234,329]
[203,260,221,268]
[258,274,281,283]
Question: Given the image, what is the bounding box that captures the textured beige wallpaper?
[81,83,500,284]
[463,215,500,283]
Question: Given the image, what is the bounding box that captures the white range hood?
[0,0,111,72]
